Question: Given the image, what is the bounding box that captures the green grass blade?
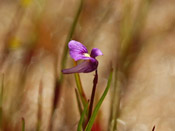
[36,82,42,131]
[0,74,4,107]
[75,88,83,115]
[50,1,84,129]
[77,102,88,131]
[22,117,25,131]
[74,61,87,108]
[109,69,120,131]
[59,0,84,83]
[85,70,113,131]
[0,74,4,129]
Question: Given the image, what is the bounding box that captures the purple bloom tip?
[68,40,89,61]
[90,48,103,58]
[62,59,98,74]
[62,40,103,74]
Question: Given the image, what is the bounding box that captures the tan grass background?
[0,0,175,130]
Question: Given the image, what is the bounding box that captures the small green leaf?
[77,102,89,131]
[85,70,113,131]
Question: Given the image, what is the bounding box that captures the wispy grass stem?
[74,61,87,108]
[87,70,98,124]
[85,69,113,131]
[50,0,84,130]
[0,74,4,129]
[59,0,84,83]
[22,117,25,131]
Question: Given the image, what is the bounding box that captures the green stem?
[74,61,87,108]
[36,82,42,131]
[75,88,83,115]
[59,0,84,83]
[22,117,25,131]
[50,0,84,130]
[109,69,120,131]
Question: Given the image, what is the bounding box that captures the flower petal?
[68,40,90,61]
[90,48,103,58]
[62,58,98,74]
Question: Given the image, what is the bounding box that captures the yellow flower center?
[84,53,90,57]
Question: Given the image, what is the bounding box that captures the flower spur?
[62,40,103,74]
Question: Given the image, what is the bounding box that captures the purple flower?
[62,40,103,74]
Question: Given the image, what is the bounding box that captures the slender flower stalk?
[75,88,83,115]
[85,69,113,131]
[87,70,98,124]
[74,61,87,105]
[62,40,103,130]
[22,117,25,131]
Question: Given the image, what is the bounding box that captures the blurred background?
[0,0,175,131]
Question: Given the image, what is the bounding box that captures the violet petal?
[68,40,90,61]
[90,48,103,58]
[62,58,98,74]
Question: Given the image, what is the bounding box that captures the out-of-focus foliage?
[0,0,175,130]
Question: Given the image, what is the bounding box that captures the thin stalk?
[75,88,83,115]
[86,70,98,126]
[85,69,113,131]
[22,117,25,131]
[74,61,87,107]
[77,102,89,131]
[59,0,84,83]
[108,1,152,130]
[109,69,121,131]
[108,69,117,131]
[37,82,43,131]
[50,0,84,130]
[120,0,152,70]
[152,126,155,131]
[0,74,4,129]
